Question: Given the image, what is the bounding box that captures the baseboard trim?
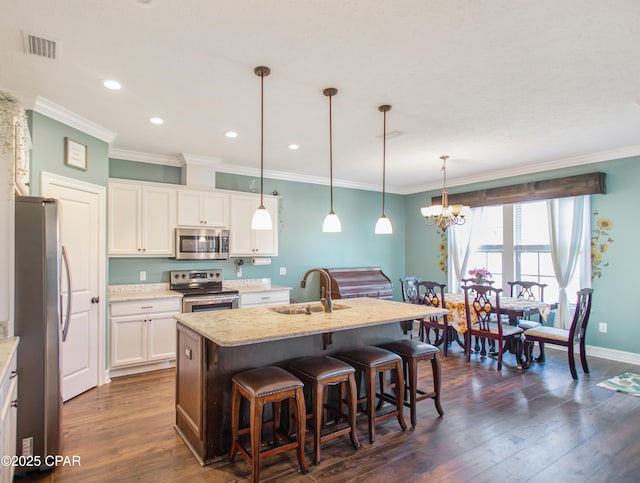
[545,345,640,366]
[109,360,176,378]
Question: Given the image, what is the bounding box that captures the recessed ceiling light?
[288,144,299,150]
[149,117,164,125]
[225,131,238,138]
[103,79,121,90]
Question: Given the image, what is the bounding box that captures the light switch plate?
[279,267,286,275]
[139,271,146,281]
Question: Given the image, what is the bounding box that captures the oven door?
[182,294,239,313]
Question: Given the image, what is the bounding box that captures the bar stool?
[378,339,444,427]
[287,356,361,465]
[228,366,308,483]
[337,346,407,443]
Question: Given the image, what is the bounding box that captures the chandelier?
[420,155,469,230]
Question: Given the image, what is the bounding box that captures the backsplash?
[0,320,7,339]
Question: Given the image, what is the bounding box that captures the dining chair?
[415,281,450,356]
[463,284,524,370]
[507,280,548,357]
[399,277,421,303]
[523,288,593,379]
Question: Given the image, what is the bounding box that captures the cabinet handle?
[143,248,146,252]
[138,248,142,252]
[11,400,18,408]
[261,297,270,300]
[141,306,153,309]
[10,370,17,379]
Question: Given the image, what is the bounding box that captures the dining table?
[444,293,554,334]
[435,293,555,367]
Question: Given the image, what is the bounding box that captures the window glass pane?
[516,201,549,246]
[476,206,503,246]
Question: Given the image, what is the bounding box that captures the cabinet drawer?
[240,290,290,307]
[110,297,181,317]
[0,350,17,411]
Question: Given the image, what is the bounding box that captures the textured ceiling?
[2,0,640,193]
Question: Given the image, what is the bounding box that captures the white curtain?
[547,196,587,329]
[448,207,481,293]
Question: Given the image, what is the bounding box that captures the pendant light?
[322,87,342,232]
[374,104,393,234]
[251,66,273,230]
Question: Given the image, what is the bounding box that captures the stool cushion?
[339,346,402,368]
[379,339,440,358]
[288,356,355,381]
[233,366,303,397]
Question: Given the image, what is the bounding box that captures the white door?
[41,172,105,402]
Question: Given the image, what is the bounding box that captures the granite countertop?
[0,337,19,381]
[175,297,448,347]
[109,283,182,302]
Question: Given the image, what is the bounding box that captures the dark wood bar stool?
[337,346,407,444]
[228,366,308,483]
[378,339,444,427]
[287,356,361,465]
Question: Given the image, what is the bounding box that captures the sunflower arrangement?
[591,211,614,279]
[437,229,447,273]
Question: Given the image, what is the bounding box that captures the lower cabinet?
[239,289,291,308]
[0,349,18,483]
[109,298,180,373]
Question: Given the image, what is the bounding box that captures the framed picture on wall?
[64,137,88,170]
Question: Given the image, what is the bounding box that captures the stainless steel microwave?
[174,228,229,260]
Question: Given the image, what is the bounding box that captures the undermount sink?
[269,302,351,315]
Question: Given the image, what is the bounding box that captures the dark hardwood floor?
[17,345,640,482]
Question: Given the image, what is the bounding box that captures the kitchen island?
[174,297,448,465]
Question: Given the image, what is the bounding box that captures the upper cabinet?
[229,194,278,257]
[177,189,229,227]
[108,181,176,257]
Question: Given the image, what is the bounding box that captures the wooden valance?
[432,172,606,208]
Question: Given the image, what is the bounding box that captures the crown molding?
[105,143,640,196]
[211,162,392,193]
[32,96,117,143]
[404,145,640,195]
[109,148,182,167]
[180,153,223,167]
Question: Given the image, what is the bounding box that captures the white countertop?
[223,278,291,294]
[109,283,182,303]
[175,297,448,347]
[0,337,19,381]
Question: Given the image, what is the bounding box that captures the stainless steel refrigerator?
[14,196,67,473]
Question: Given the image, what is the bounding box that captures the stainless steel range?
[170,269,239,312]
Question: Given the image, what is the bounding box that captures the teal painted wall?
[109,171,406,302]
[405,158,640,355]
[109,158,181,184]
[28,111,109,194]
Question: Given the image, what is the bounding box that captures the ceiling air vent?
[22,31,58,60]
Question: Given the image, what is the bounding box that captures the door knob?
[91,296,100,304]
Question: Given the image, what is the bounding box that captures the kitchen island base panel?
[175,319,411,464]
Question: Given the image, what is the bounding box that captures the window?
[462,200,588,303]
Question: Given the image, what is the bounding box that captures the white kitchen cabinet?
[229,194,278,256]
[108,181,176,257]
[239,289,291,308]
[177,189,229,227]
[0,349,18,483]
[109,298,180,372]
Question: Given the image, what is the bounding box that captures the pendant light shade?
[251,66,273,231]
[322,87,342,232]
[375,104,392,234]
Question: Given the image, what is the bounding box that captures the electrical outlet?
[22,437,33,457]
[599,322,607,333]
[139,271,146,281]
[279,267,286,276]
[236,266,242,278]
